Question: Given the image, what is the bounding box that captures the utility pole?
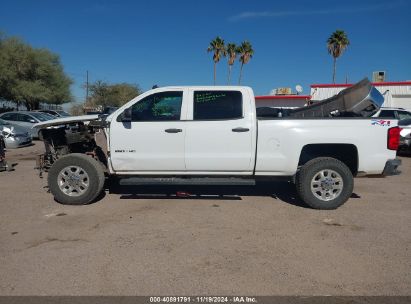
[86,70,89,103]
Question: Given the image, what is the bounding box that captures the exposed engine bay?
[36,121,108,176]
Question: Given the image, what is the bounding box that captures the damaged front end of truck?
[33,115,109,177]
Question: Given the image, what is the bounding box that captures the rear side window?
[378,110,396,118]
[17,114,33,122]
[1,113,17,121]
[193,91,243,120]
[0,118,10,126]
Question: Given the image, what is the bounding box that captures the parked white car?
[0,111,55,138]
[374,108,411,151]
[373,107,411,120]
[34,79,401,209]
[397,118,411,151]
[0,118,32,148]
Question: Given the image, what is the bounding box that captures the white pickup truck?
[34,79,401,209]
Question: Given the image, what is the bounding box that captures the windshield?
[56,111,71,117]
[40,112,57,120]
[30,112,52,121]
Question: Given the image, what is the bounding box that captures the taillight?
[387,127,402,150]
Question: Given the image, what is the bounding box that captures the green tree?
[87,80,110,108]
[237,41,254,85]
[69,103,84,116]
[207,36,226,85]
[226,43,237,84]
[327,30,350,84]
[109,83,142,106]
[87,81,141,108]
[0,34,72,110]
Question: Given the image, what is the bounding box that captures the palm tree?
[327,30,350,84]
[237,41,254,85]
[226,43,237,84]
[207,37,226,85]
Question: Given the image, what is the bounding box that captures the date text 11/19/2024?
[149,296,257,303]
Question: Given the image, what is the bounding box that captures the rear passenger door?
[184,89,255,173]
[17,114,37,129]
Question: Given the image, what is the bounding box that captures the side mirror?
[29,119,36,123]
[121,107,132,122]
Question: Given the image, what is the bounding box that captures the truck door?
[184,89,255,173]
[109,90,187,172]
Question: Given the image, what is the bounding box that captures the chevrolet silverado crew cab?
[34,79,401,209]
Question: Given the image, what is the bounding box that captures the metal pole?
[86,70,89,103]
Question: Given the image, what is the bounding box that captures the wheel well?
[298,144,358,175]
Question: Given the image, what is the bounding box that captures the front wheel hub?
[58,166,90,197]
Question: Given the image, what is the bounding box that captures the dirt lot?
[0,142,410,295]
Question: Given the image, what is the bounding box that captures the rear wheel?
[48,153,105,205]
[296,157,353,210]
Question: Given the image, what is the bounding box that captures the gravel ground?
[0,142,410,295]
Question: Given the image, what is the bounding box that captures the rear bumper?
[382,159,402,176]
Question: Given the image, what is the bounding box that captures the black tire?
[296,157,353,210]
[48,153,105,205]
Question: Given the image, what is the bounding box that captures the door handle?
[165,128,182,133]
[232,127,250,132]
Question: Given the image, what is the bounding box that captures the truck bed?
[255,118,396,176]
[256,78,384,119]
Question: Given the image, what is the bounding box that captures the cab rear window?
[378,110,396,118]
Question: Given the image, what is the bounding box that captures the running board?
[119,177,256,186]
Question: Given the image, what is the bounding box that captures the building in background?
[310,81,411,110]
[255,95,311,108]
[255,85,311,108]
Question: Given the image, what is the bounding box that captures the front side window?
[193,91,243,120]
[131,91,183,121]
[18,114,35,122]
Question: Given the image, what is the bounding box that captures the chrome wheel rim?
[58,166,89,197]
[311,169,343,201]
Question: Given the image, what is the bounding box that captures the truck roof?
[149,85,252,90]
[379,107,408,111]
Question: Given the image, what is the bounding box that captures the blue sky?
[1,0,410,105]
